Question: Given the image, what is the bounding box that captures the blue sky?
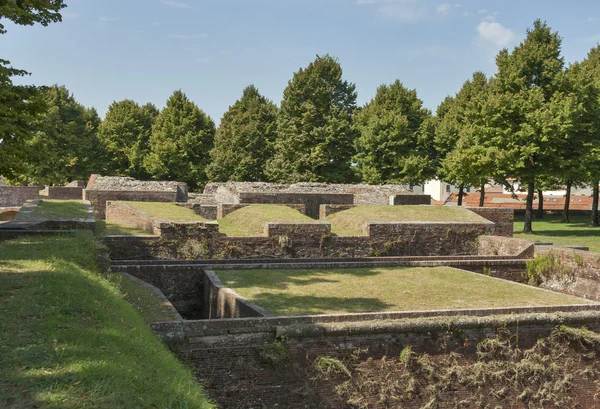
[2,0,600,123]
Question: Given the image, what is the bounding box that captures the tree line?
[2,5,600,233]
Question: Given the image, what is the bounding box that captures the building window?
[446,184,451,193]
[466,187,471,193]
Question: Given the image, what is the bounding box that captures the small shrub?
[257,340,290,368]
[399,346,413,367]
[314,356,351,378]
[525,253,573,286]
[483,267,492,277]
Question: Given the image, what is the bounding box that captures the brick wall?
[467,207,514,237]
[389,194,432,205]
[106,201,159,234]
[203,269,269,318]
[217,203,306,219]
[44,187,84,200]
[236,192,354,219]
[478,235,535,258]
[180,203,218,220]
[150,308,600,409]
[85,190,178,219]
[0,186,43,206]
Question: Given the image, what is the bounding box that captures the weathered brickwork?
[477,235,535,259]
[181,203,218,220]
[85,190,178,219]
[467,207,514,237]
[43,186,83,200]
[389,194,432,205]
[0,186,43,206]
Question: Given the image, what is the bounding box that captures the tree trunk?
[523,182,534,233]
[561,181,572,223]
[457,185,464,206]
[593,182,600,227]
[479,182,485,207]
[536,189,544,219]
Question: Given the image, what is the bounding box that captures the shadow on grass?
[220,268,383,290]
[252,292,395,316]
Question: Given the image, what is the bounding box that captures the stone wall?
[217,203,306,219]
[203,269,270,318]
[389,194,432,205]
[106,201,159,234]
[467,207,514,237]
[534,248,600,302]
[477,235,535,259]
[236,192,353,219]
[85,190,178,219]
[319,204,355,219]
[151,308,600,409]
[43,187,83,200]
[180,203,218,220]
[0,186,43,206]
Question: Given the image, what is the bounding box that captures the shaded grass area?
[0,232,214,409]
[218,204,316,237]
[34,200,88,219]
[95,221,152,237]
[326,205,486,236]
[514,214,600,253]
[217,267,591,316]
[124,202,209,222]
[114,274,180,323]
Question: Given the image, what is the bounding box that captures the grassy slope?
[514,214,600,253]
[0,232,214,409]
[34,200,88,219]
[124,202,209,222]
[217,266,591,316]
[95,221,152,237]
[326,205,486,236]
[218,204,316,237]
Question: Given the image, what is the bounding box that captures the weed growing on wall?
[526,253,573,286]
[257,339,290,368]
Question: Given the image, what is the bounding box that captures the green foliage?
[266,54,359,183]
[98,99,158,179]
[314,356,351,378]
[11,85,105,185]
[0,0,66,179]
[353,80,435,184]
[399,346,414,367]
[145,90,215,190]
[207,85,277,182]
[257,340,290,368]
[525,253,573,286]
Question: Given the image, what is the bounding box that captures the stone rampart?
[389,194,432,205]
[236,192,353,219]
[85,190,178,219]
[43,186,84,200]
[467,207,514,237]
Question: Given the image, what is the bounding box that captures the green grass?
[217,266,591,316]
[326,205,487,236]
[115,274,181,323]
[95,221,152,237]
[33,200,88,219]
[218,204,316,237]
[124,202,209,222]
[514,214,600,253]
[0,232,214,409]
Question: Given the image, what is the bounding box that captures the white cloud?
[159,0,192,9]
[476,20,515,47]
[436,3,462,15]
[169,33,209,39]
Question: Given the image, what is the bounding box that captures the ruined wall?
[0,186,43,206]
[533,248,600,302]
[389,194,432,205]
[85,190,178,219]
[217,203,306,219]
[203,269,269,319]
[236,192,353,219]
[467,207,514,237]
[44,187,84,200]
[180,203,218,220]
[151,308,600,409]
[106,201,159,234]
[477,235,535,259]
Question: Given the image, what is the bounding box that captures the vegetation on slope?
[0,232,214,409]
[33,200,88,219]
[325,205,486,236]
[124,201,209,222]
[217,266,590,316]
[218,204,315,236]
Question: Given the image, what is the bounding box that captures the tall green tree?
[144,90,215,190]
[0,0,66,179]
[13,85,104,185]
[266,54,358,183]
[576,46,600,226]
[483,20,569,233]
[206,85,277,182]
[99,100,158,179]
[436,72,492,206]
[353,80,435,185]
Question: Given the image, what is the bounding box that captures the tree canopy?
[144,90,215,190]
[206,85,277,182]
[266,54,359,183]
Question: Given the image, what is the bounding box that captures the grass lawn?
[218,204,316,236]
[326,205,487,236]
[124,202,209,222]
[0,232,214,409]
[514,214,600,253]
[33,200,88,219]
[217,266,592,316]
[95,221,152,237]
